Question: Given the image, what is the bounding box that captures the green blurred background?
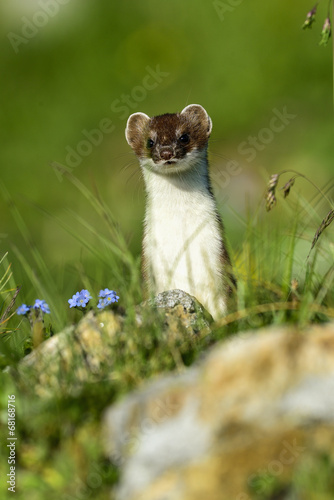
[0,0,333,315]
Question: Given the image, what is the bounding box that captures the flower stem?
[29,309,45,349]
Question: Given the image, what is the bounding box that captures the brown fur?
[126,105,211,162]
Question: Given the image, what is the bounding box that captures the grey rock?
[138,289,212,335]
[103,322,334,500]
[280,374,334,422]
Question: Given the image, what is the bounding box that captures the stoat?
[125,104,235,320]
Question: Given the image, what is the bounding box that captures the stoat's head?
[125,104,212,174]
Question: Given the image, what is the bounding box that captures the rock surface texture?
[103,322,334,500]
[18,290,209,398]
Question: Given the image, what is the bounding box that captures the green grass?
[249,453,334,500]
[0,171,333,499]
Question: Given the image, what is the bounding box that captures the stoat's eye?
[147,138,154,149]
[179,134,190,144]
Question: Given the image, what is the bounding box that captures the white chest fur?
[142,159,227,319]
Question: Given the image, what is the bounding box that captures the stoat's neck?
[141,151,212,201]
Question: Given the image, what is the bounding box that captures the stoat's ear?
[125,112,150,147]
[180,104,212,137]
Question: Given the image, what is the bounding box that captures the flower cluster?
[16,304,31,316]
[310,209,334,252]
[68,288,119,311]
[282,177,296,199]
[97,289,120,310]
[17,299,50,316]
[319,16,331,46]
[302,4,318,29]
[265,173,298,211]
[302,3,332,47]
[68,289,92,308]
[265,174,279,212]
